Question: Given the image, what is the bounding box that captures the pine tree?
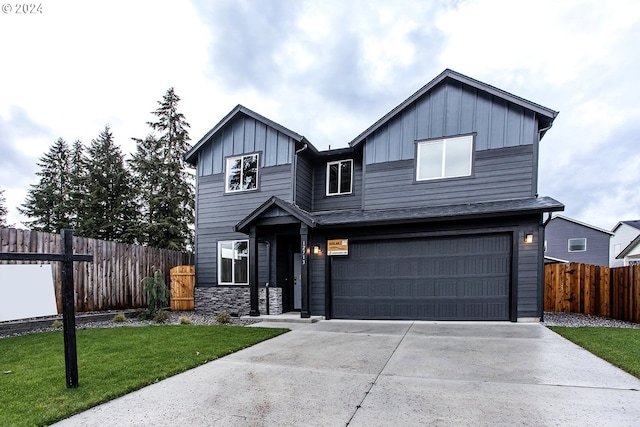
[19,138,73,232]
[0,187,8,227]
[130,88,194,251]
[80,125,138,243]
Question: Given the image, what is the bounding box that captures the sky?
[1,0,639,231]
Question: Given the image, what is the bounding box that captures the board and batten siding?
[364,79,538,165]
[294,152,313,211]
[197,115,296,176]
[363,145,534,210]
[313,157,363,212]
[516,222,546,318]
[194,164,293,286]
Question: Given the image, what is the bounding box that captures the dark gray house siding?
[364,80,538,165]
[294,152,313,211]
[313,157,363,212]
[363,145,534,210]
[197,114,297,177]
[545,216,611,266]
[190,111,303,287]
[185,69,562,321]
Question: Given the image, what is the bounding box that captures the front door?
[293,253,302,310]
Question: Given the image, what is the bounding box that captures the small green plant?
[215,312,231,324]
[153,310,170,323]
[50,320,63,328]
[142,266,170,318]
[178,316,191,325]
[113,313,126,323]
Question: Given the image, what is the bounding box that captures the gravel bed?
[543,311,640,328]
[0,311,261,339]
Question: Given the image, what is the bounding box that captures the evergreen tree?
[0,187,8,227]
[19,138,73,232]
[130,88,194,251]
[80,125,138,243]
[69,140,88,231]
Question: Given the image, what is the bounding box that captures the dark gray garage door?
[331,234,512,320]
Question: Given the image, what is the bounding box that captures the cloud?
[191,0,452,147]
[539,120,640,229]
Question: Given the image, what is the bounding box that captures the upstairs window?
[326,159,353,196]
[568,238,587,252]
[226,154,259,193]
[416,135,473,181]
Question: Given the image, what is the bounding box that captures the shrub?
[142,266,170,318]
[178,316,191,325]
[135,308,148,320]
[50,320,63,328]
[215,312,231,324]
[153,310,169,323]
[113,313,126,323]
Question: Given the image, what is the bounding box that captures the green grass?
[0,325,288,427]
[549,327,640,379]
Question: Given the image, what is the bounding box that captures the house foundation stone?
[194,286,283,317]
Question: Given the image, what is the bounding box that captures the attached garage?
[331,233,512,320]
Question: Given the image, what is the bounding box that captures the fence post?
[61,229,79,388]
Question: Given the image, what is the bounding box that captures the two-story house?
[544,215,613,266]
[184,69,564,322]
[610,220,640,266]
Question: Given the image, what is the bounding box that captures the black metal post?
[61,229,79,388]
[300,224,310,318]
[249,226,260,316]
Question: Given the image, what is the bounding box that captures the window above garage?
[416,134,473,181]
[326,159,353,196]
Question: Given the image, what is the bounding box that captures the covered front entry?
[331,233,512,320]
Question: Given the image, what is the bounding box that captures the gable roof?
[616,234,640,259]
[349,69,559,149]
[612,220,640,233]
[184,104,318,165]
[235,197,317,234]
[549,215,614,235]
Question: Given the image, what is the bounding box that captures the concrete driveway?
[53,321,640,427]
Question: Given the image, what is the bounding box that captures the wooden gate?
[170,265,195,311]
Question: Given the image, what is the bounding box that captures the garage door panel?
[332,234,511,320]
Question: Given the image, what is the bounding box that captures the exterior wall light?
[313,245,322,255]
[524,234,534,244]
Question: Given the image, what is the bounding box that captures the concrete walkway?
[52,321,640,426]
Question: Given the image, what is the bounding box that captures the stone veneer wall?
[194,286,283,316]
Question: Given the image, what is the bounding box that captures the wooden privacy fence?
[170,265,195,311]
[544,262,640,323]
[0,227,192,313]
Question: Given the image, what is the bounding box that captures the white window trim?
[218,240,249,285]
[416,134,473,181]
[568,238,587,252]
[225,153,259,193]
[326,159,353,196]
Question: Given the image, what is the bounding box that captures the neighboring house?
[184,69,564,322]
[611,220,640,266]
[544,215,613,266]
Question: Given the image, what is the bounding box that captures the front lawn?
[548,326,640,379]
[0,325,287,427]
